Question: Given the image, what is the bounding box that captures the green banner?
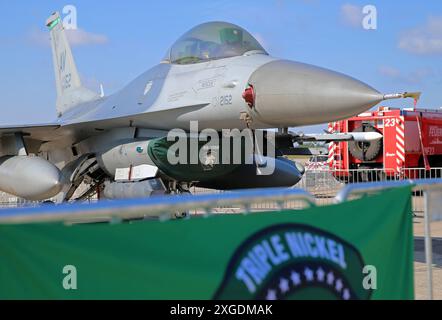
[0,186,413,300]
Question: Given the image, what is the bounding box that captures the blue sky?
[0,0,441,133]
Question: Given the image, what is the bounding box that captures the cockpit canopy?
[163,22,267,65]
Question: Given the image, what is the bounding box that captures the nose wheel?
[166,180,192,219]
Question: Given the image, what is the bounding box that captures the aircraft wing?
[0,124,61,141]
[0,101,209,152]
[0,123,64,156]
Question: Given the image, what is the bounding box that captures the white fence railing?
[192,168,442,213]
[0,167,441,214]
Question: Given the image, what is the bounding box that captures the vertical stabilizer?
[46,12,99,117]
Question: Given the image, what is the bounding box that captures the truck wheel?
[348,124,382,161]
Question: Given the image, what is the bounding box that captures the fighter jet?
[0,12,419,202]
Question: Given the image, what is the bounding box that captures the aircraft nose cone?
[248,60,383,126]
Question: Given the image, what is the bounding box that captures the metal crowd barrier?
[297,167,442,208]
[1,167,440,211]
[0,188,316,224]
[193,168,442,212]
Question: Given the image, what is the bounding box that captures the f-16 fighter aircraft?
[0,12,419,202]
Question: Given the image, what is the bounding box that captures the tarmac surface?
[413,218,442,300]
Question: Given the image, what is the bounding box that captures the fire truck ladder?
[335,122,343,169]
[416,113,431,171]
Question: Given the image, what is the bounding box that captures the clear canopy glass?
[164,22,267,65]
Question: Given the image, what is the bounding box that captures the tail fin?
[46,12,99,117]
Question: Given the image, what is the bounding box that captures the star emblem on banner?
[266,289,277,301]
[264,266,354,301]
[279,278,290,293]
[317,268,325,282]
[290,271,301,286]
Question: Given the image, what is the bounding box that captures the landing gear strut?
[168,180,192,219]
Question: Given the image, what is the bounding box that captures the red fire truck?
[328,107,442,181]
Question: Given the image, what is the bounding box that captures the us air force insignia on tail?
[214,224,372,300]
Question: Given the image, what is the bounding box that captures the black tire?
[348,124,382,161]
